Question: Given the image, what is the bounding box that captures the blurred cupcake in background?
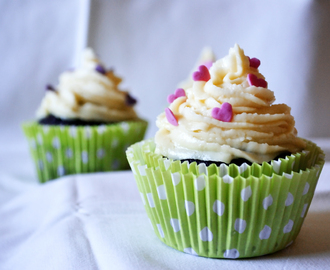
[23,48,147,183]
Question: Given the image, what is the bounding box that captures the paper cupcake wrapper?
[126,139,324,258]
[22,120,147,183]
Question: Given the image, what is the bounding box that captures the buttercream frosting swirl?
[36,48,138,122]
[155,44,306,163]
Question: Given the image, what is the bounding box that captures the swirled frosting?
[36,48,138,122]
[155,44,306,163]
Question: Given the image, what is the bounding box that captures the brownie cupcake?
[126,44,324,258]
[23,48,147,182]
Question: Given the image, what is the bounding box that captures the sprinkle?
[248,57,261,69]
[45,84,56,92]
[211,102,233,122]
[125,93,137,106]
[165,108,178,126]
[192,65,210,82]
[167,88,186,103]
[247,73,268,88]
[95,64,106,75]
[203,61,213,69]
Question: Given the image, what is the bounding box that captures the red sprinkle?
[247,73,268,88]
[192,65,211,82]
[211,102,233,122]
[248,57,261,69]
[165,108,178,126]
[167,88,186,103]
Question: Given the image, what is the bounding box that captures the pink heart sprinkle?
[211,102,233,122]
[193,65,211,82]
[247,73,268,88]
[202,61,213,69]
[248,57,260,69]
[165,108,178,126]
[167,88,186,103]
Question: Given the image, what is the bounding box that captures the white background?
[1,0,330,143]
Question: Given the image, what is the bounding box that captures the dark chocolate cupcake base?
[178,152,291,166]
[38,114,115,126]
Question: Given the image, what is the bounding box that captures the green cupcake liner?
[126,139,324,258]
[22,120,148,183]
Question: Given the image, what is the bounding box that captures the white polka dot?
[219,164,228,177]
[148,218,154,230]
[263,195,273,210]
[57,165,65,176]
[259,225,272,239]
[194,175,206,191]
[283,219,294,233]
[185,200,195,216]
[223,249,239,259]
[138,165,147,176]
[286,240,294,247]
[121,122,130,133]
[241,186,252,202]
[30,139,36,149]
[302,182,310,195]
[46,152,53,162]
[147,193,155,208]
[42,126,50,134]
[239,163,248,174]
[273,160,281,174]
[184,248,198,256]
[66,148,73,158]
[112,159,120,169]
[157,185,167,200]
[97,148,105,159]
[283,173,293,179]
[81,151,88,164]
[52,137,60,149]
[163,159,171,170]
[223,175,233,184]
[131,165,137,175]
[170,218,180,232]
[69,127,77,137]
[200,226,213,241]
[84,127,92,138]
[198,163,207,175]
[140,192,146,205]
[285,193,294,206]
[302,150,310,156]
[156,224,165,238]
[171,172,181,186]
[234,218,247,234]
[213,200,225,216]
[37,133,43,145]
[112,139,118,148]
[38,160,44,170]
[301,203,308,217]
[98,125,106,134]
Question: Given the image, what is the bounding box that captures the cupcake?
[23,48,147,183]
[126,44,324,259]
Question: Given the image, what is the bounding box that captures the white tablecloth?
[1,164,330,270]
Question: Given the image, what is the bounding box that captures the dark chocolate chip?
[45,84,56,92]
[95,64,106,75]
[125,93,137,106]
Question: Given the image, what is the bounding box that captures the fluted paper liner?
[126,139,324,258]
[22,120,147,183]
